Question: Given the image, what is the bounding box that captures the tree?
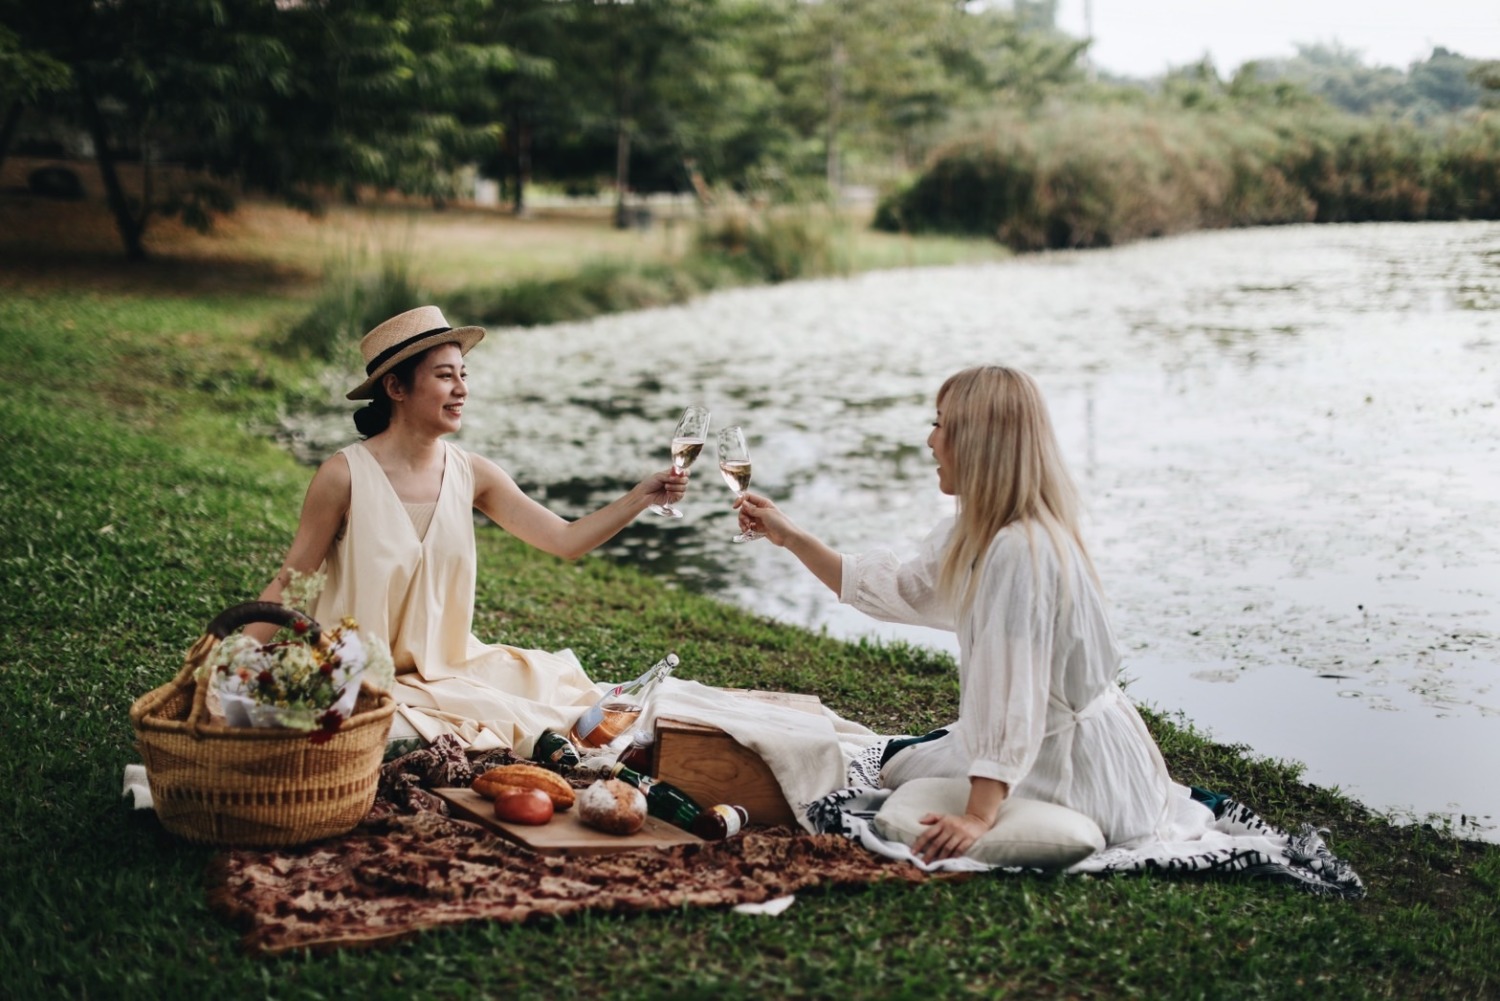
[564,0,737,226]
[0,0,287,259]
[1407,47,1482,116]
[0,0,513,260]
[1473,60,1500,109]
[0,22,70,175]
[1256,43,1489,119]
[746,0,1084,196]
[481,0,574,214]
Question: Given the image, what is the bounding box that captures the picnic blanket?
[205,737,928,955]
[204,725,1365,955]
[207,812,929,956]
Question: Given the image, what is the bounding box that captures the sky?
[1052,1,1500,79]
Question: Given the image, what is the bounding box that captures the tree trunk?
[825,38,845,203]
[613,58,633,229]
[76,72,146,261]
[0,101,23,178]
[513,116,532,216]
[613,118,632,229]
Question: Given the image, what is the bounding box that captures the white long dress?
[840,517,1186,846]
[310,441,600,755]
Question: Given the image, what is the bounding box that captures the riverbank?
[2,237,1498,996]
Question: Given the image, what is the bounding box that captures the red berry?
[292,619,310,634]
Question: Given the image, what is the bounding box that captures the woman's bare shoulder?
[308,450,353,500]
[464,449,513,481]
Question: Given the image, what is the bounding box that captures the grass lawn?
[0,195,1497,999]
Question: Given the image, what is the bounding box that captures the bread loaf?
[472,764,575,810]
[577,779,647,835]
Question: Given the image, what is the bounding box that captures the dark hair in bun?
[351,349,430,438]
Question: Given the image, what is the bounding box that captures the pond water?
[292,220,1500,839]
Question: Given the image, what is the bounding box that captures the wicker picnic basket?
[128,602,396,848]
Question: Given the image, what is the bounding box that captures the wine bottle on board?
[610,762,704,830]
[610,763,750,840]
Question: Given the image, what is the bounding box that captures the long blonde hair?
[935,366,1095,614]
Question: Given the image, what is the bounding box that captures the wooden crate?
[652,689,824,827]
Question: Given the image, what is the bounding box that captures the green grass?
[2,280,1498,1000]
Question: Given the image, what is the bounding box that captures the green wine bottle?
[610,763,702,831]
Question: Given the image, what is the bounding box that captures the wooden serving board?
[434,787,702,857]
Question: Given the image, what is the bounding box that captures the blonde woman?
[735,366,1184,861]
[253,306,688,755]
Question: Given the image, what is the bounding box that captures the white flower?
[201,606,392,734]
[361,634,395,692]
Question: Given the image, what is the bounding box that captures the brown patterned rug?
[204,738,933,955]
[207,812,931,955]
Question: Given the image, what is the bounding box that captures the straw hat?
[346,306,486,401]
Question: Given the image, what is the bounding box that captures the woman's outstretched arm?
[733,492,843,594]
[471,453,687,560]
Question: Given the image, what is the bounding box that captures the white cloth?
[641,679,881,834]
[805,784,1366,897]
[312,441,600,756]
[122,763,153,810]
[840,517,1174,846]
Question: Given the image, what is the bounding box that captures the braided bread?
[472,763,575,811]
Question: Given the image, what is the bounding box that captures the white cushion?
[872,777,1105,868]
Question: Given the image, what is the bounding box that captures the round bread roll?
[577,778,647,836]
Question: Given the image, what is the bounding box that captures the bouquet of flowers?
[199,573,395,743]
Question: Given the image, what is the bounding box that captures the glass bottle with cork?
[610,762,750,841]
[569,653,678,749]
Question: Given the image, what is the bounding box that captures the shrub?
[878,103,1500,248]
[694,209,848,282]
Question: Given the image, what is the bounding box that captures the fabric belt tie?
[1043,686,1114,738]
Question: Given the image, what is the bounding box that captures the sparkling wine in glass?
[717,425,762,543]
[649,404,711,518]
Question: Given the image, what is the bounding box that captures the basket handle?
[184,602,325,736]
[205,601,322,645]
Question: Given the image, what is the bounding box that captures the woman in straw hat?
[252,306,689,755]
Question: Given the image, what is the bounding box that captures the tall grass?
[273,244,429,359]
[877,105,1500,249]
[436,208,849,328]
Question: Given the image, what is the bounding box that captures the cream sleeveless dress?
[311,441,600,755]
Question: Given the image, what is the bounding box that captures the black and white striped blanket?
[810,757,1366,899]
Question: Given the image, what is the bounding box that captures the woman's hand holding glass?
[649,405,711,518]
[731,491,798,547]
[716,426,762,543]
[641,467,690,512]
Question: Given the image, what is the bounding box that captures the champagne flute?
[716,425,762,543]
[649,404,711,518]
